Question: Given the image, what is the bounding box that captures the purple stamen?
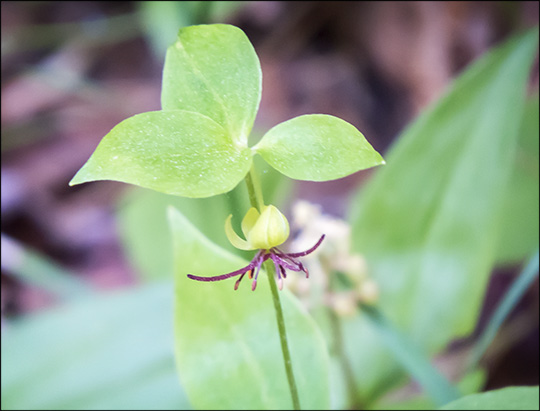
[187,234,324,291]
[187,262,255,282]
[271,254,302,272]
[285,234,325,258]
[272,249,302,267]
[234,270,249,290]
[251,260,263,291]
[251,251,268,291]
[299,262,309,278]
[188,250,262,283]
[279,264,287,279]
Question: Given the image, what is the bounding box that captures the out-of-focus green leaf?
[495,93,539,264]
[208,1,246,22]
[116,156,290,282]
[370,367,486,410]
[1,282,190,410]
[347,27,538,399]
[361,305,460,406]
[117,185,247,282]
[138,2,248,60]
[439,386,539,410]
[168,207,330,410]
[254,114,384,181]
[161,24,261,144]
[350,27,538,345]
[70,110,252,198]
[138,2,196,60]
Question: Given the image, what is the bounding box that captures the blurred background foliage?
[1,1,538,410]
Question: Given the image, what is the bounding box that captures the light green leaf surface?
[255,114,384,181]
[495,94,539,264]
[439,386,539,410]
[346,28,539,399]
[161,24,261,144]
[1,283,190,410]
[169,207,330,410]
[70,110,252,198]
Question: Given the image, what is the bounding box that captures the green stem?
[244,164,264,210]
[245,164,301,410]
[327,308,363,409]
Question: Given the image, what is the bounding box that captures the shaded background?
[1,0,538,400]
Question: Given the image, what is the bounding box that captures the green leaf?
[138,2,195,60]
[161,24,262,145]
[117,186,245,282]
[350,27,538,345]
[371,369,486,410]
[254,114,385,181]
[439,386,539,410]
[1,282,191,410]
[347,27,539,399]
[70,110,253,198]
[495,93,539,264]
[168,206,330,410]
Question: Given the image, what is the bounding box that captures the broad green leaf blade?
[1,282,191,410]
[254,114,384,181]
[70,110,252,198]
[350,28,538,345]
[347,27,539,400]
[161,24,262,145]
[495,94,539,264]
[169,207,330,410]
[439,386,539,410]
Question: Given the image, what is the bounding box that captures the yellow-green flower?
[225,205,290,250]
[188,205,324,291]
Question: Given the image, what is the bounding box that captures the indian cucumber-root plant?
[70,24,540,410]
[70,24,384,410]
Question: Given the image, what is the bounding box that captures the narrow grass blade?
[362,304,461,406]
[1,234,91,300]
[467,249,539,370]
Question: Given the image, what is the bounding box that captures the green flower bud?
[225,205,290,250]
[248,205,289,249]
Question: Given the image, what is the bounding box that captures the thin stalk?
[244,163,264,210]
[467,249,539,371]
[245,164,301,410]
[327,308,363,409]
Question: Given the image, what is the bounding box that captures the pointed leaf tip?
[255,114,384,181]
